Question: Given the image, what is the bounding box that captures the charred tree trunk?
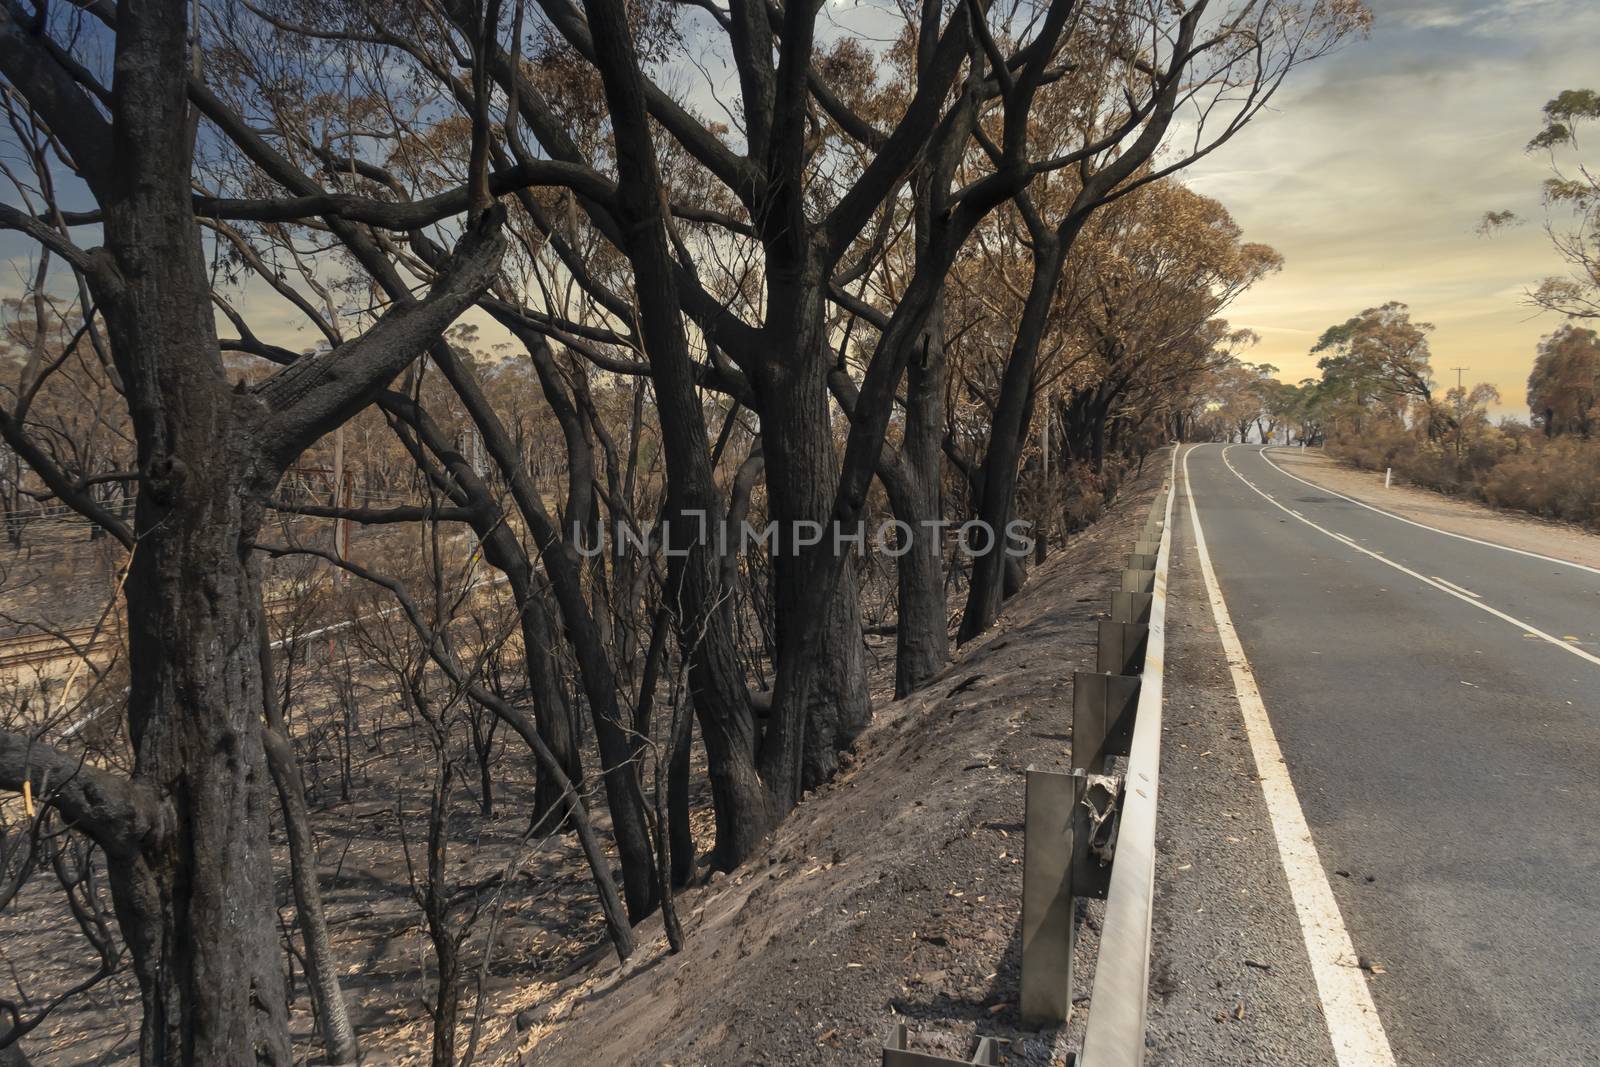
[755,302,870,789]
[758,262,954,812]
[882,165,954,698]
[668,705,695,886]
[881,313,951,698]
[632,610,696,887]
[958,230,1066,643]
[116,494,289,1065]
[259,627,359,1064]
[91,8,290,1061]
[421,762,462,1067]
[514,582,579,824]
[1091,402,1111,472]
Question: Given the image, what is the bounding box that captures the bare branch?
[0,731,161,857]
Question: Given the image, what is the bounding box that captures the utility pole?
[1448,367,1470,460]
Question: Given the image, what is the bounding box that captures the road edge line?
[1258,446,1600,578]
[1180,444,1397,1067]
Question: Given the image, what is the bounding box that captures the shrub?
[1331,428,1600,529]
[1478,438,1600,526]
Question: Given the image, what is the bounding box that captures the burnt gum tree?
[568,0,1095,852]
[193,49,666,920]
[424,0,1017,859]
[0,2,510,1060]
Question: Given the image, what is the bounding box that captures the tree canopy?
[1529,323,1600,438]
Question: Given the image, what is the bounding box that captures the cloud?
[1384,0,1600,36]
[1184,0,1598,417]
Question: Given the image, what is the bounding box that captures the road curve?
[1178,442,1600,1066]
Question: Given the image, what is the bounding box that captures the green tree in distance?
[1313,301,1437,435]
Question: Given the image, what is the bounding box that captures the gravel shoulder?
[1266,447,1600,570]
[1144,455,1335,1066]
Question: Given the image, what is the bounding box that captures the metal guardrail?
[1020,457,1176,1065]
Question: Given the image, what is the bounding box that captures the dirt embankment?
[1269,448,1600,570]
[511,455,1172,1066]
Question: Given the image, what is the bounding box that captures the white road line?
[1257,446,1600,578]
[1431,576,1480,599]
[1218,445,1600,671]
[1181,445,1396,1067]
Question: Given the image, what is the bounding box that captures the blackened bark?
[722,445,764,634]
[746,237,921,799]
[755,311,871,788]
[630,610,694,885]
[88,6,290,1062]
[510,584,576,823]
[874,344,951,698]
[668,706,695,886]
[116,526,289,1066]
[758,262,949,810]
[260,738,347,1045]
[882,178,954,697]
[421,762,461,1067]
[1091,405,1110,471]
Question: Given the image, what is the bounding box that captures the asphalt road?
[1178,443,1600,1066]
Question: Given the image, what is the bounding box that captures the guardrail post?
[1018,471,1175,1053]
[883,1023,1000,1066]
[1120,569,1155,594]
[1096,621,1149,676]
[1021,767,1085,1027]
[1111,591,1153,624]
[1072,672,1140,774]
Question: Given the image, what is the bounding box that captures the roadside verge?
[1145,448,1340,1066]
[1265,447,1600,572]
[511,456,1173,1065]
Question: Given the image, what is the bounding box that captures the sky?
[1181,0,1600,419]
[4,0,1595,425]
